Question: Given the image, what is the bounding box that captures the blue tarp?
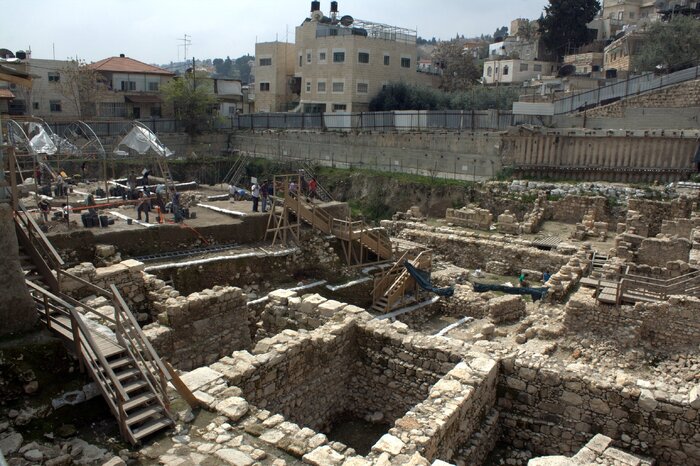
[472,282,549,301]
[404,261,455,297]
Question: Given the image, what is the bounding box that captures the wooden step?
[122,392,156,411]
[122,379,148,394]
[116,367,141,382]
[108,356,132,371]
[131,417,172,441]
[126,406,163,426]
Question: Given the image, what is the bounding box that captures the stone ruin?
[571,208,609,241]
[6,178,700,466]
[445,205,493,231]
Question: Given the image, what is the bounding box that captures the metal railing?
[234,110,536,132]
[553,64,700,115]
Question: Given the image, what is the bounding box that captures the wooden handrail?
[26,280,128,402]
[16,202,64,267]
[111,285,171,381]
[70,309,128,402]
[372,250,410,298]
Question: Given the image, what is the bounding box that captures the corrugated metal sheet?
[513,102,554,116]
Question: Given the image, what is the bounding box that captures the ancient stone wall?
[62,259,152,317]
[499,353,700,465]
[549,195,611,224]
[445,205,492,230]
[628,197,694,237]
[390,223,569,276]
[565,289,700,349]
[145,286,252,370]
[637,236,691,267]
[661,217,700,239]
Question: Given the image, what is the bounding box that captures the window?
[618,11,623,20]
[317,81,326,93]
[307,52,312,64]
[332,81,344,93]
[306,81,311,93]
[150,106,162,117]
[333,104,347,112]
[32,102,39,110]
[358,52,369,64]
[120,81,136,91]
[333,51,345,63]
[48,72,60,82]
[259,58,272,66]
[384,55,390,66]
[533,64,542,72]
[259,82,270,91]
[299,55,303,67]
[148,82,159,91]
[319,51,327,62]
[357,82,369,93]
[49,100,62,112]
[629,12,635,19]
[503,65,509,76]
[487,66,493,77]
[520,63,529,72]
[401,57,411,68]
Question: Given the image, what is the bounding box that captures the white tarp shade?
[115,126,173,157]
[29,125,58,155]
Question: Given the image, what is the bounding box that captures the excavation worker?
[137,191,151,223]
[308,177,318,201]
[251,181,260,212]
[261,181,269,212]
[171,189,183,223]
[543,270,551,283]
[38,198,50,223]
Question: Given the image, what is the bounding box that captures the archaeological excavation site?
[1,117,700,466]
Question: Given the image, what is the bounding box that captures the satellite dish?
[312,10,324,21]
[0,49,15,59]
[340,15,354,27]
[557,64,575,77]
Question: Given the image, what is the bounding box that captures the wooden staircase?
[14,201,177,445]
[582,268,700,305]
[221,152,251,189]
[371,250,432,313]
[266,174,392,265]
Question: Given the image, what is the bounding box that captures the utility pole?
[192,57,196,90]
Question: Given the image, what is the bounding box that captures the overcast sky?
[1,0,547,65]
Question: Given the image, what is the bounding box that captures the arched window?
[487,66,493,77]
[503,65,509,76]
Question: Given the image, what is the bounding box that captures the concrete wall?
[231,130,503,180]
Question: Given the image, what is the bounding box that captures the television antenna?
[177,34,192,61]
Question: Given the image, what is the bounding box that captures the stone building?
[254,1,435,113]
[87,54,175,119]
[253,41,297,113]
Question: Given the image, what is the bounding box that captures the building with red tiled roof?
[87,54,175,119]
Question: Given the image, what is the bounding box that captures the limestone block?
[181,367,224,392]
[303,445,345,466]
[300,294,327,314]
[372,434,405,456]
[217,397,250,422]
[527,456,575,466]
[120,259,145,271]
[317,300,346,318]
[215,448,255,466]
[269,289,298,305]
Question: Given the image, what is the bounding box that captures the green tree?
[539,0,600,57]
[368,83,520,111]
[634,16,700,72]
[57,59,108,118]
[161,71,217,134]
[433,41,481,92]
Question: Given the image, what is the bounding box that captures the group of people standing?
[250,180,273,213]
